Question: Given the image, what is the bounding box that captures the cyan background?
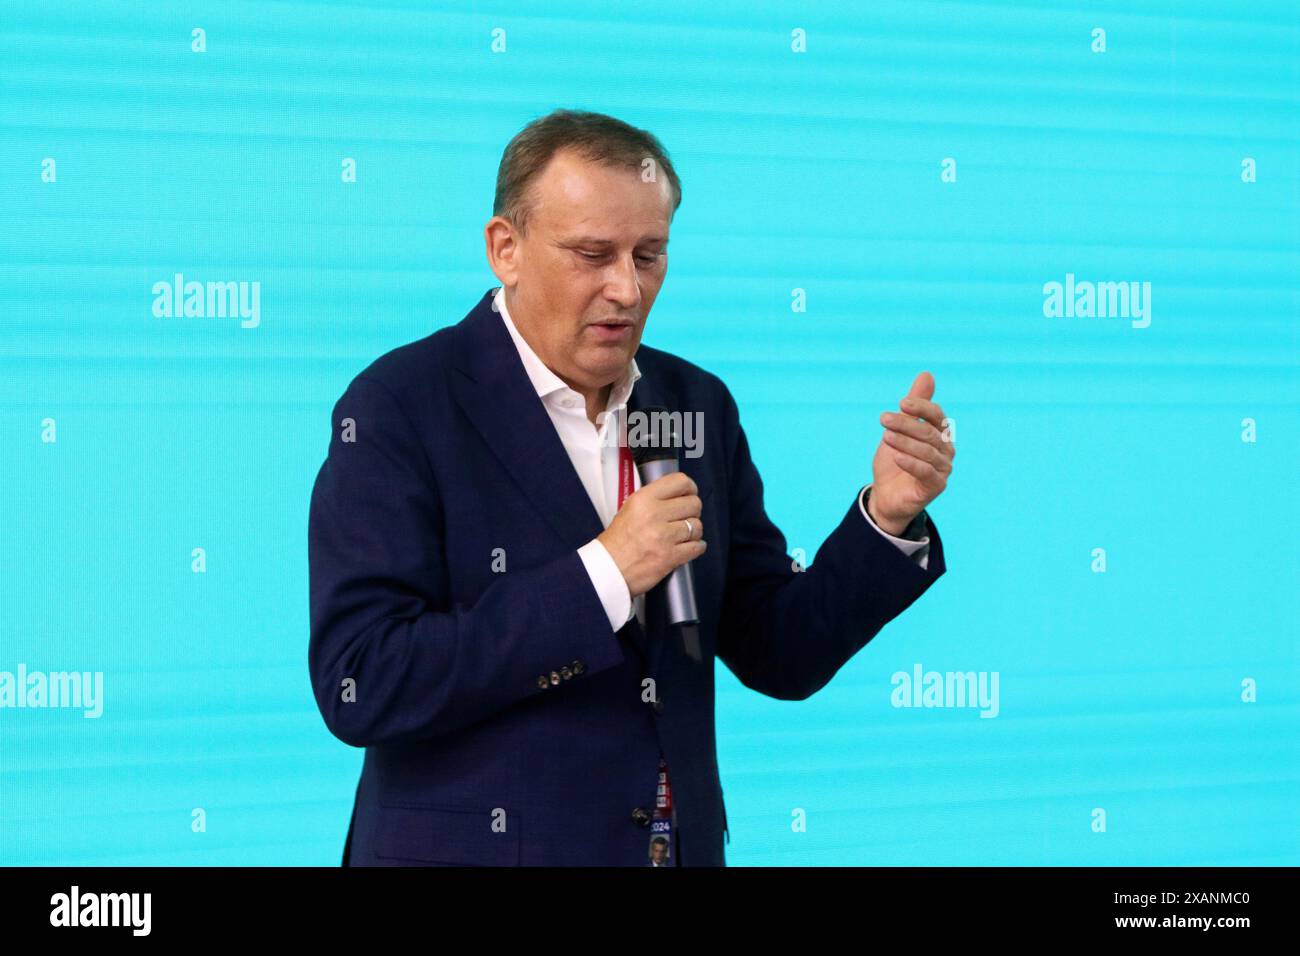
[1,0,1296,865]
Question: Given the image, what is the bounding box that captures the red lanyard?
[616,418,676,866]
[617,441,635,510]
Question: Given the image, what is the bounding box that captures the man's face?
[650,841,667,862]
[485,147,672,395]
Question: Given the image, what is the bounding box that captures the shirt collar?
[494,286,641,411]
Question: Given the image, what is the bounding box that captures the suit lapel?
[449,288,606,553]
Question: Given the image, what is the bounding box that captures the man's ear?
[484,215,520,286]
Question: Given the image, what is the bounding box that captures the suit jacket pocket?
[374,803,521,866]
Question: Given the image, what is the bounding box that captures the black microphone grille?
[627,405,681,465]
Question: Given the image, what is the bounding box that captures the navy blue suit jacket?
[308,286,947,866]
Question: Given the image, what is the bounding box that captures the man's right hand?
[597,472,706,598]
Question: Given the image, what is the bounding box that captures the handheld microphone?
[630,405,702,663]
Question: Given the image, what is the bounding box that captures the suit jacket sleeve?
[308,374,626,748]
[714,384,946,700]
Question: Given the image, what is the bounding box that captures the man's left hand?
[868,371,955,536]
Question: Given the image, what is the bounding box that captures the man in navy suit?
[308,109,954,866]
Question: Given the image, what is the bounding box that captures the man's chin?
[578,348,635,377]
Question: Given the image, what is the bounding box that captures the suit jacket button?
[631,807,651,827]
[559,666,572,680]
[572,660,585,675]
[549,670,561,686]
[652,699,664,715]
[536,675,549,689]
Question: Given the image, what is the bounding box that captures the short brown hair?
[492,108,682,236]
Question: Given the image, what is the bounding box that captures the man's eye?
[579,251,661,265]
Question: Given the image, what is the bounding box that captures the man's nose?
[604,255,643,309]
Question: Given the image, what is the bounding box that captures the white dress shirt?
[493,287,930,635]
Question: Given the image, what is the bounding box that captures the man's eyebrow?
[560,235,669,247]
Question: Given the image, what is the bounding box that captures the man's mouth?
[588,319,635,340]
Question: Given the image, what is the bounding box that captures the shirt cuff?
[858,484,930,570]
[577,538,635,631]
